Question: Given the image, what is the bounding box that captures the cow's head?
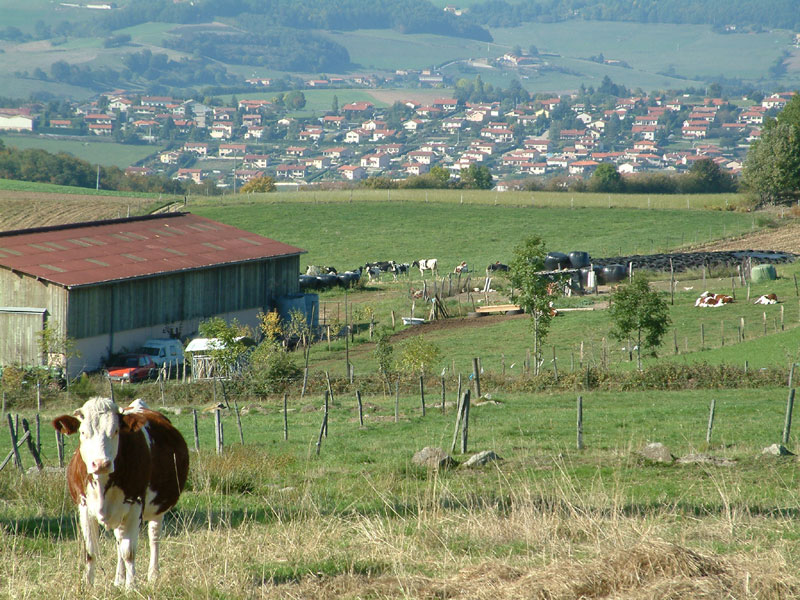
[52,397,145,477]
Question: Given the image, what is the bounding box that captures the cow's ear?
[53,415,80,435]
[120,412,146,434]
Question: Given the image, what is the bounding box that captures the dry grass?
[4,464,800,599]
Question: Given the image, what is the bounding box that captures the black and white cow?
[412,258,438,276]
[487,262,509,274]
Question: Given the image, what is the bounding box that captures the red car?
[107,354,157,383]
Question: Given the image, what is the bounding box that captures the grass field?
[3,385,800,598]
[189,195,755,268]
[491,22,795,82]
[0,135,164,169]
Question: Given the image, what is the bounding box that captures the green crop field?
[0,135,163,168]
[189,195,754,268]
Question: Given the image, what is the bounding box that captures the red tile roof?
[0,213,304,288]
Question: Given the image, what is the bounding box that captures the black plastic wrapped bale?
[600,264,627,284]
[544,252,570,270]
[299,275,316,291]
[317,274,338,289]
[569,251,591,269]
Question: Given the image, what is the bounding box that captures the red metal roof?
[0,213,304,288]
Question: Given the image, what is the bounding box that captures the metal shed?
[0,212,305,377]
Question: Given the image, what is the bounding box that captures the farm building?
[0,212,306,377]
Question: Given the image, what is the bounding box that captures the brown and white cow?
[695,291,734,307]
[754,293,778,305]
[52,397,189,589]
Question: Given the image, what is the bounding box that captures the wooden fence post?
[35,413,40,455]
[6,413,21,471]
[356,390,363,427]
[706,398,716,444]
[214,409,222,455]
[323,390,329,438]
[192,409,199,452]
[441,376,446,415]
[394,380,399,423]
[783,389,795,446]
[720,321,724,347]
[419,375,426,416]
[577,396,584,450]
[460,390,471,454]
[56,429,64,468]
[552,346,559,382]
[472,358,481,399]
[283,394,289,441]
[315,408,327,457]
[21,419,42,471]
[700,323,705,349]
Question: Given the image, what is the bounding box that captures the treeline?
[37,51,236,94]
[163,27,351,73]
[468,0,800,30]
[524,160,738,195]
[0,141,219,196]
[86,0,491,41]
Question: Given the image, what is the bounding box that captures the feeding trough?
[402,317,426,326]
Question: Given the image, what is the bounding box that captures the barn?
[0,212,305,377]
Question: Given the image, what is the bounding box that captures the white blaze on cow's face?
[76,397,123,477]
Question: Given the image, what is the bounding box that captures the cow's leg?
[147,517,163,582]
[114,504,142,588]
[79,499,99,585]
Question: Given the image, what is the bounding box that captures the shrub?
[246,342,302,395]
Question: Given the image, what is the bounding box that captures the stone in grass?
[676,454,736,467]
[639,442,674,464]
[412,447,458,469]
[761,443,795,457]
[462,450,502,468]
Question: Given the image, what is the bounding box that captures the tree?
[509,235,558,375]
[239,175,276,193]
[284,90,306,110]
[331,94,339,115]
[608,277,671,370]
[742,109,800,204]
[681,158,735,193]
[460,164,493,189]
[398,336,441,378]
[589,163,624,192]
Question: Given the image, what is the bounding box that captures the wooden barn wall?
[0,268,68,366]
[67,256,299,339]
[0,311,46,366]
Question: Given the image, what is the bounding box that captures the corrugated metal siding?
[67,255,299,339]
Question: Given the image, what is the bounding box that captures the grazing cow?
[412,258,438,276]
[454,261,469,273]
[487,262,510,274]
[306,265,337,276]
[391,262,410,279]
[366,266,382,282]
[695,291,734,307]
[52,397,189,589]
[754,293,778,305]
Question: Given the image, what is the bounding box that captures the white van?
[137,339,185,367]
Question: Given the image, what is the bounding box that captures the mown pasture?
[3,384,800,598]
[0,135,165,169]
